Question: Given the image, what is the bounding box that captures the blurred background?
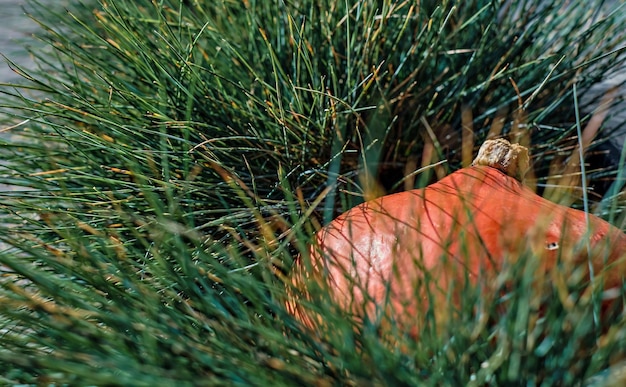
[0,1,40,84]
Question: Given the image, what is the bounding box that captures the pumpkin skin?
[288,150,626,336]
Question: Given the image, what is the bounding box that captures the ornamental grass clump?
[0,0,625,384]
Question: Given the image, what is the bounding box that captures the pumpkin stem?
[472,139,529,182]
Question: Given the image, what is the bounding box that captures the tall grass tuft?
[0,0,624,384]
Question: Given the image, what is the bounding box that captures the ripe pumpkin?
[287,139,626,336]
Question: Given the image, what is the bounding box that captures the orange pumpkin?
[288,139,626,336]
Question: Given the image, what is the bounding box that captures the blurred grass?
[0,0,624,384]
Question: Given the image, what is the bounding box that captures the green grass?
[0,0,624,384]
